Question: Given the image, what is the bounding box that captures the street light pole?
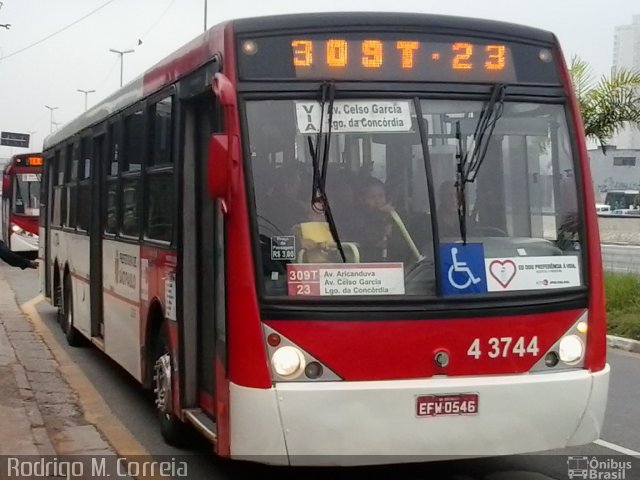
[109,48,134,87]
[27,131,36,149]
[44,105,58,133]
[77,89,96,111]
[203,0,207,32]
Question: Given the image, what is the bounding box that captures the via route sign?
[0,131,30,148]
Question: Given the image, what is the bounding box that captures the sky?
[0,0,637,159]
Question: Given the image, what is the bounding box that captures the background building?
[610,14,640,149]
[589,146,640,205]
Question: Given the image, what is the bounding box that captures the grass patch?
[604,272,640,341]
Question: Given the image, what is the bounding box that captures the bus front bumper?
[229,365,609,466]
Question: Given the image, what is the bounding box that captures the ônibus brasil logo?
[567,456,632,479]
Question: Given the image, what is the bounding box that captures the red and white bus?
[40,12,609,465]
[2,153,42,255]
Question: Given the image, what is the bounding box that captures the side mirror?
[209,72,240,209]
[208,133,239,203]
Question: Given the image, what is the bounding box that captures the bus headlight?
[271,346,306,378]
[11,224,23,234]
[559,335,584,364]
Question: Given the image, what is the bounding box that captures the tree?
[569,55,640,148]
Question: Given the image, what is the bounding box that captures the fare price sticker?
[295,100,412,133]
[287,263,405,296]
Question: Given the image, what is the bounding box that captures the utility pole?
[203,0,207,32]
[27,131,36,149]
[77,89,96,111]
[44,105,58,133]
[109,48,134,87]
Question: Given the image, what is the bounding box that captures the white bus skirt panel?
[229,365,610,466]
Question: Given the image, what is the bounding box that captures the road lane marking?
[20,295,169,480]
[601,244,640,249]
[594,439,640,458]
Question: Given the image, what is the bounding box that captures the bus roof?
[232,12,556,42]
[43,12,556,151]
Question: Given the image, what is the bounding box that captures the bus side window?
[105,180,118,234]
[77,136,92,232]
[145,95,174,243]
[121,177,140,237]
[104,121,120,235]
[146,174,173,242]
[52,149,66,227]
[65,142,78,230]
[149,97,173,167]
[123,110,144,172]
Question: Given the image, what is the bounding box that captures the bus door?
[181,96,222,418]
[90,134,105,338]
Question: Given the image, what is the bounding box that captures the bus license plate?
[416,393,479,417]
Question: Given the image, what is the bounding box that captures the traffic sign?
[0,131,30,148]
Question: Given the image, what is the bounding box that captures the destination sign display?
[238,33,559,84]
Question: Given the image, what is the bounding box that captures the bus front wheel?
[153,325,187,445]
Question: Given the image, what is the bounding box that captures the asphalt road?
[3,263,640,480]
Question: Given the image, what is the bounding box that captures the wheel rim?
[154,352,172,418]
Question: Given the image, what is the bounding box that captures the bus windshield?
[247,98,583,299]
[13,172,41,215]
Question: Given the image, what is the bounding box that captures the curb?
[607,334,640,354]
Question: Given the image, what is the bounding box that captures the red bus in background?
[40,12,608,466]
[1,153,42,254]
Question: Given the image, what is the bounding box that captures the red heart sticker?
[489,260,517,288]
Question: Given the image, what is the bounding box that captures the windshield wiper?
[307,82,347,262]
[455,84,507,244]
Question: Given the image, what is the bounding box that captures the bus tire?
[54,267,63,325]
[153,325,187,445]
[62,276,83,347]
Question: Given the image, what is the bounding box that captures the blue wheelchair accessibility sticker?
[439,243,488,295]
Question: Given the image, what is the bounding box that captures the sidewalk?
[0,270,116,457]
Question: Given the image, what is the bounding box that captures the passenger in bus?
[296,169,357,262]
[352,177,394,262]
[0,241,38,269]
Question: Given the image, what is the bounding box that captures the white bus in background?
[603,189,639,210]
